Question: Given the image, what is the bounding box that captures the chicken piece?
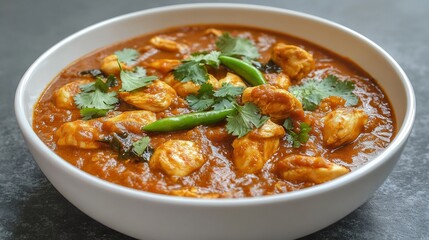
[163,73,199,97]
[147,59,181,73]
[163,73,219,97]
[100,54,130,76]
[53,79,92,109]
[204,28,223,37]
[242,84,302,121]
[271,43,315,80]
[150,140,206,177]
[150,36,188,53]
[170,187,220,198]
[232,120,285,173]
[103,110,156,134]
[218,72,247,88]
[322,108,368,148]
[275,155,350,184]
[265,72,291,90]
[55,119,103,149]
[119,80,176,112]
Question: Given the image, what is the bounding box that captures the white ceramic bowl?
[15,3,415,240]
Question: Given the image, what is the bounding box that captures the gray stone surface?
[1,0,428,239]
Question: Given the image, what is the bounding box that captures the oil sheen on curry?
[33,25,396,198]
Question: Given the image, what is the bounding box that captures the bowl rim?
[14,3,416,206]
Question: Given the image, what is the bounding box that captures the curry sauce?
[33,25,395,198]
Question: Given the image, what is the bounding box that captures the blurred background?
[1,0,428,239]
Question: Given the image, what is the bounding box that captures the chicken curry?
[33,25,396,198]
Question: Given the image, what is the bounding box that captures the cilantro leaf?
[212,83,244,110]
[120,67,157,92]
[212,98,235,111]
[80,108,109,120]
[289,75,358,111]
[74,76,118,119]
[173,60,208,85]
[185,83,244,111]
[283,118,312,148]
[186,83,215,111]
[189,51,221,68]
[79,82,97,92]
[186,95,215,111]
[132,136,151,156]
[74,77,118,110]
[173,51,222,85]
[216,33,259,60]
[115,48,139,66]
[74,90,118,110]
[213,83,244,98]
[226,103,269,138]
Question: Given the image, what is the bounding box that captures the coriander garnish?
[74,75,118,119]
[226,103,269,138]
[289,75,358,111]
[283,118,312,148]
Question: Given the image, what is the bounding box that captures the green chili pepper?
[219,55,266,86]
[142,108,235,132]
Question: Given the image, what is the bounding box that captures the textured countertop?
[1,0,428,239]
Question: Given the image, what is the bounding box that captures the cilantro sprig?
[173,32,260,85]
[226,103,269,138]
[173,61,208,85]
[216,33,259,60]
[115,48,139,66]
[173,51,221,85]
[213,83,244,98]
[289,75,358,111]
[74,75,118,119]
[189,51,221,68]
[283,118,312,148]
[186,83,216,111]
[186,83,244,111]
[120,66,157,92]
